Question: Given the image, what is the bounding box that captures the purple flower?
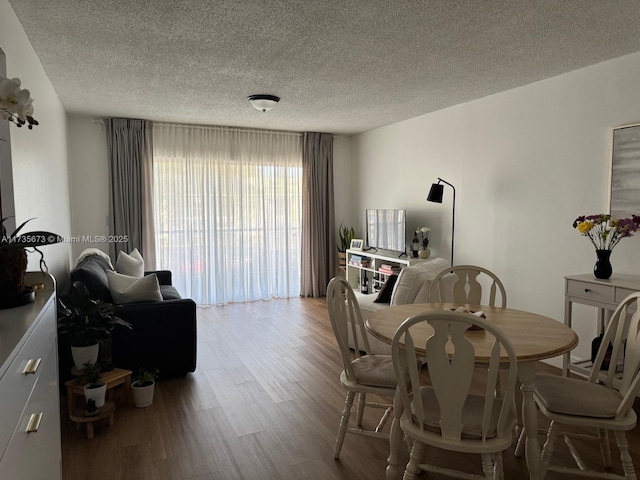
[573,213,640,250]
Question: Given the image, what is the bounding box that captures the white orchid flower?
[0,76,38,128]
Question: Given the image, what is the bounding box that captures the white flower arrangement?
[415,226,430,249]
[0,76,38,129]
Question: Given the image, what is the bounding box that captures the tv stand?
[345,249,424,294]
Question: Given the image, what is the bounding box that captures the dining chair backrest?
[391,310,518,442]
[590,291,640,420]
[428,265,507,308]
[326,276,372,382]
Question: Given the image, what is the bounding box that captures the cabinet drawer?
[0,303,55,453]
[615,287,640,304]
[567,280,614,303]
[0,340,61,479]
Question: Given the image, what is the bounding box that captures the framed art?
[350,238,364,251]
[610,123,640,218]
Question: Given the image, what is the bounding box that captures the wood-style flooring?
[60,298,640,479]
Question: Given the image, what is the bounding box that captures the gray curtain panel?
[105,118,156,267]
[300,132,336,297]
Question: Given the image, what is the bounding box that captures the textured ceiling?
[8,0,640,135]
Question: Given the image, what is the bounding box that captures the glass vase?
[594,249,612,280]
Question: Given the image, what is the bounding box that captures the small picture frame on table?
[350,239,364,251]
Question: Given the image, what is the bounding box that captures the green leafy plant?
[133,367,159,387]
[337,222,355,252]
[77,361,104,388]
[57,281,132,347]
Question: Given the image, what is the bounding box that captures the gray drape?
[300,132,336,297]
[105,118,156,268]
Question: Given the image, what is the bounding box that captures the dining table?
[365,302,579,480]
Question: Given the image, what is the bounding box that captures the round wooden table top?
[366,303,578,364]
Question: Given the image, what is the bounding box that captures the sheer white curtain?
[152,124,302,305]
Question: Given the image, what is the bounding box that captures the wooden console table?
[563,273,640,381]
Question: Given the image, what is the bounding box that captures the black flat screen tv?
[365,209,406,253]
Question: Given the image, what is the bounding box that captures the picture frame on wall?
[610,123,640,218]
[350,239,364,251]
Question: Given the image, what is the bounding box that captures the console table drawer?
[567,280,613,303]
[615,287,639,304]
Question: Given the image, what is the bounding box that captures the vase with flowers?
[572,214,640,279]
[416,226,431,259]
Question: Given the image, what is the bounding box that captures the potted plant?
[337,222,355,269]
[131,367,159,408]
[57,281,132,370]
[77,361,106,408]
[0,217,60,308]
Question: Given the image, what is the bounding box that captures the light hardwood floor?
[61,298,640,479]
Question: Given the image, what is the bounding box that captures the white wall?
[1,1,72,289]
[351,52,640,367]
[333,135,355,235]
[66,115,110,260]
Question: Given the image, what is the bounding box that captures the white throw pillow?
[116,248,144,277]
[106,270,162,304]
[390,257,450,305]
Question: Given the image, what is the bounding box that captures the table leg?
[386,387,404,480]
[519,362,542,480]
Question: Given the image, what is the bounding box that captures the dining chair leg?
[514,428,526,457]
[334,390,355,459]
[598,428,612,468]
[613,430,637,480]
[493,451,504,480]
[480,453,495,479]
[403,440,424,480]
[356,392,366,428]
[540,420,558,478]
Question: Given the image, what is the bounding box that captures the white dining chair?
[391,309,518,479]
[326,276,398,459]
[429,264,511,401]
[532,291,640,479]
[428,265,507,308]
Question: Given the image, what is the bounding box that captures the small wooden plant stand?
[69,401,115,439]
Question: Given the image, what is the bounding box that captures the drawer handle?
[584,288,591,293]
[26,412,43,433]
[23,358,41,375]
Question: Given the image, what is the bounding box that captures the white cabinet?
[346,249,423,294]
[0,273,60,480]
[563,273,640,386]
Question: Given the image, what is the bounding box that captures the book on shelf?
[379,266,400,275]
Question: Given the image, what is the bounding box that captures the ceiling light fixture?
[247,94,280,112]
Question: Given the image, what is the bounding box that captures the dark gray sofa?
[59,253,197,382]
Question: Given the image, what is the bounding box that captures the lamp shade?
[427,183,444,203]
[247,94,280,112]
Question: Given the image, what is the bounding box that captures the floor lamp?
[427,177,455,267]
